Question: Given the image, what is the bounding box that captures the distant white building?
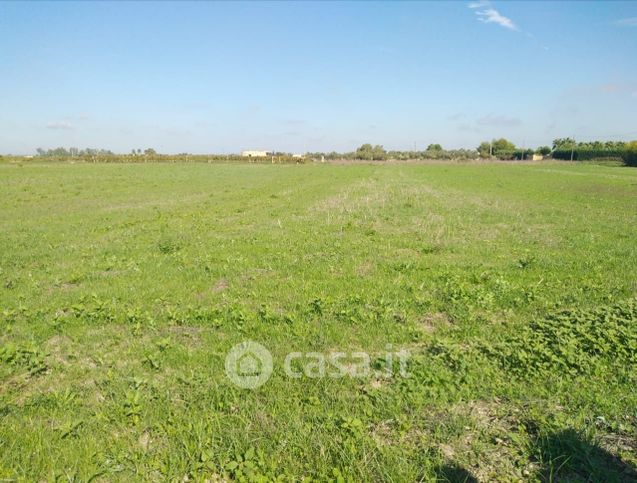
[241,150,270,157]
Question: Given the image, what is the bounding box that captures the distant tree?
[355,143,373,159]
[477,139,516,159]
[495,139,516,159]
[536,146,551,156]
[144,148,157,156]
[552,137,576,150]
[52,147,70,156]
[606,140,625,149]
[355,143,386,160]
[372,145,387,160]
[491,138,516,153]
[426,143,443,152]
[477,141,492,158]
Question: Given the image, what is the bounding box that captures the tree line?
[307,143,479,161]
[36,147,115,157]
[549,138,630,162]
[311,139,635,163]
[25,139,637,167]
[479,138,636,165]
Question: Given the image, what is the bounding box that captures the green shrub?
[513,149,535,160]
[621,140,637,167]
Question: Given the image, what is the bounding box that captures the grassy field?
[1,161,636,481]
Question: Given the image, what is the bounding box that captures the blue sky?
[1,1,636,154]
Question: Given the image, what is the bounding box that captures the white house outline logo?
[225,341,273,389]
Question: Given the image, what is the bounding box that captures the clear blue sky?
[1,1,636,154]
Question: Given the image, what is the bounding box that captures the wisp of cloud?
[468,1,518,31]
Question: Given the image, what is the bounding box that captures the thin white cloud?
[476,114,522,127]
[447,113,465,121]
[468,1,489,9]
[476,8,517,30]
[616,17,637,27]
[457,123,481,133]
[468,1,518,31]
[46,121,74,130]
[454,114,521,133]
[280,119,307,127]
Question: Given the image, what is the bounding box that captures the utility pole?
[522,139,526,160]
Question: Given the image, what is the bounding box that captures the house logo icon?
[225,341,273,389]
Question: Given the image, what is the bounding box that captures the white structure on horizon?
[241,150,270,157]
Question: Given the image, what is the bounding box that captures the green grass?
[1,161,636,481]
